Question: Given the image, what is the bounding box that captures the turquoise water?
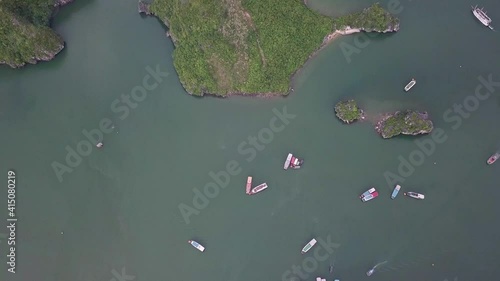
[1,0,500,280]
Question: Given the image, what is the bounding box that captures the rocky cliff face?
[138,1,152,15]
[19,43,65,68]
[0,0,74,68]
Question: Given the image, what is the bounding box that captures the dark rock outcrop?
[138,1,152,15]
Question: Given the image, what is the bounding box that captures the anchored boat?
[301,238,317,254]
[360,188,378,202]
[404,78,416,92]
[472,5,494,30]
[188,240,205,252]
[245,176,253,194]
[360,187,376,198]
[391,185,401,199]
[404,192,425,200]
[284,153,304,170]
[487,152,500,165]
[249,183,268,195]
[361,191,379,202]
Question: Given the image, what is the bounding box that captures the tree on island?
[0,0,74,68]
[139,0,400,96]
[333,101,434,139]
[334,100,363,124]
[375,110,433,139]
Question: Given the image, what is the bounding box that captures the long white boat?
[404,192,425,200]
[472,5,494,30]
[245,176,252,194]
[301,238,317,254]
[188,240,205,252]
[284,153,292,169]
[249,183,268,195]
[404,78,416,92]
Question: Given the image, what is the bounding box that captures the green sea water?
[1,0,500,280]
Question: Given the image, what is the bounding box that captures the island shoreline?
[138,1,399,98]
[176,28,384,99]
[0,0,76,68]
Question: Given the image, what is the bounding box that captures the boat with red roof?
[360,188,378,202]
[487,152,500,165]
[284,153,304,170]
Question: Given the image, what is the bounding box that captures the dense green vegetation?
[0,0,64,68]
[149,0,333,96]
[334,100,362,124]
[148,0,399,96]
[333,3,400,31]
[376,110,433,139]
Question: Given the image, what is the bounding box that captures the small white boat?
[96,142,103,148]
[188,240,205,252]
[405,192,425,200]
[367,261,387,276]
[249,183,268,195]
[301,238,317,254]
[367,268,375,276]
[404,78,416,92]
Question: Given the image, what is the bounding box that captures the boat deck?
[246,176,252,194]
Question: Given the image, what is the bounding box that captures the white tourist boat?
[188,240,205,252]
[404,78,416,92]
[301,238,317,254]
[472,6,494,30]
[249,183,268,195]
[404,192,425,200]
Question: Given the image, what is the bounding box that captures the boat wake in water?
[366,260,388,276]
[376,249,451,273]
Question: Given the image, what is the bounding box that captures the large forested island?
[0,0,73,68]
[140,0,400,96]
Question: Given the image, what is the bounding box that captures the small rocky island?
[139,0,400,96]
[334,100,364,124]
[0,0,74,68]
[334,100,433,139]
[375,110,434,139]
